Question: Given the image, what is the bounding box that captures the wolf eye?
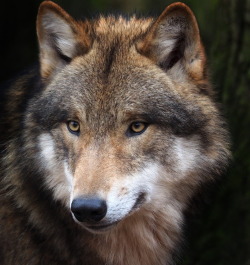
[127,122,148,136]
[67,120,80,135]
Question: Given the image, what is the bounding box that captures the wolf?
[0,1,230,264]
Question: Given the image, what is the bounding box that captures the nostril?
[72,210,82,220]
[71,197,107,223]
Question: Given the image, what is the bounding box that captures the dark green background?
[0,0,249,264]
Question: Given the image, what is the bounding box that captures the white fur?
[102,163,160,224]
[38,133,73,207]
[64,161,74,208]
[174,136,200,176]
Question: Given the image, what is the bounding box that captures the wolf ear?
[137,2,206,81]
[37,1,91,79]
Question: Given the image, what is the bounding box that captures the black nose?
[71,197,107,223]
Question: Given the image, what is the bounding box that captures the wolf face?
[21,1,230,236]
[33,63,198,232]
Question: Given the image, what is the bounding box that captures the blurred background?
[0,0,249,264]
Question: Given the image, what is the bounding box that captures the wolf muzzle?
[71,197,107,223]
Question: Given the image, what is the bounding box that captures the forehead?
[50,54,174,113]
[44,57,201,137]
[39,50,203,137]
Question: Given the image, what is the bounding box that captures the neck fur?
[91,206,183,265]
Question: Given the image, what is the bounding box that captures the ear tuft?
[137,2,206,81]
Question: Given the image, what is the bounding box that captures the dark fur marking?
[133,95,207,136]
[57,51,72,63]
[32,94,69,130]
[103,43,117,78]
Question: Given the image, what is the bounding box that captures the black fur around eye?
[67,120,80,135]
[127,122,148,137]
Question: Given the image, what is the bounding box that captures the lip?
[131,192,146,211]
[86,222,118,231]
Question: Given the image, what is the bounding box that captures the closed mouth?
[131,192,146,211]
[86,222,118,231]
[77,193,147,232]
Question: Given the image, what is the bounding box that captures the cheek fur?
[173,136,201,177]
[38,133,73,207]
[103,163,161,222]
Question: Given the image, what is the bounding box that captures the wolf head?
[25,1,230,233]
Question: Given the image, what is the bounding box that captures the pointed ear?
[37,1,92,80]
[137,2,206,81]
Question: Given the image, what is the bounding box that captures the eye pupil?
[71,122,78,128]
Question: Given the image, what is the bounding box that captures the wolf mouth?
[80,193,147,232]
[86,221,118,231]
[132,192,147,211]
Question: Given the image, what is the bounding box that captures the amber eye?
[127,122,148,136]
[67,120,80,135]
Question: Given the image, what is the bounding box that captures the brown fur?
[0,1,230,265]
